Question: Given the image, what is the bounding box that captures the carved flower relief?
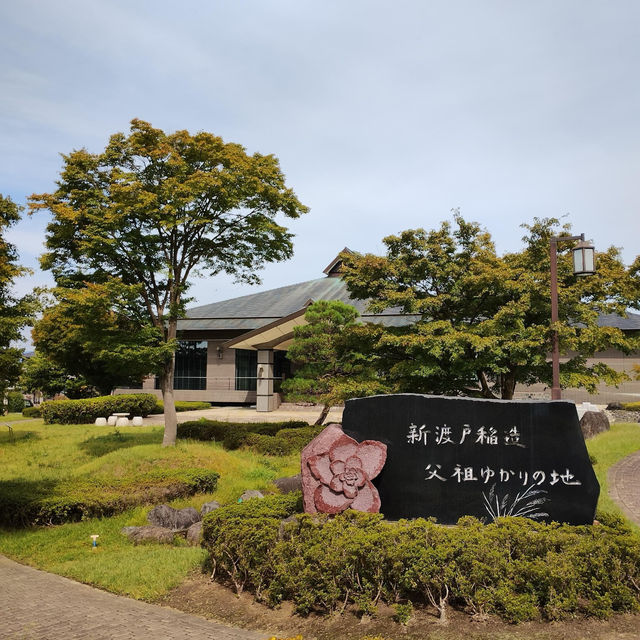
[307,434,387,514]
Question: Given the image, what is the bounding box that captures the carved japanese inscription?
[301,424,387,514]
[342,394,600,525]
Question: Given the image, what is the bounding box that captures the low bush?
[152,400,212,414]
[202,498,640,622]
[177,419,311,454]
[22,405,42,418]
[41,394,158,424]
[622,401,640,412]
[245,427,324,456]
[0,468,219,527]
[7,391,24,413]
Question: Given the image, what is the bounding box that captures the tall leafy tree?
[282,300,385,424]
[32,281,171,396]
[342,214,640,399]
[0,195,37,412]
[30,120,308,444]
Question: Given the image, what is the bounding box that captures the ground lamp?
[549,234,596,400]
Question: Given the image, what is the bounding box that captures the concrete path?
[608,450,640,527]
[0,555,266,640]
[143,403,343,426]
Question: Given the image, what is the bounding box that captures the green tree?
[0,195,37,413]
[19,351,69,398]
[32,280,171,396]
[30,120,308,444]
[282,300,385,424]
[341,214,640,399]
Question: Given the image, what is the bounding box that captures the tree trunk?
[161,318,178,447]
[315,403,331,426]
[477,371,496,398]
[501,371,517,400]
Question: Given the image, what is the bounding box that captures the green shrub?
[0,468,219,527]
[622,401,640,411]
[40,393,158,424]
[7,391,24,413]
[152,400,212,414]
[202,504,640,622]
[22,406,41,418]
[177,419,310,455]
[244,427,323,456]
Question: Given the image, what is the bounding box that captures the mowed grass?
[0,419,299,599]
[586,421,640,518]
[2,412,34,422]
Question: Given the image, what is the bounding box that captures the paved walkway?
[0,555,265,640]
[142,403,343,426]
[608,450,640,527]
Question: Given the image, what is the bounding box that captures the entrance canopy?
[224,307,308,351]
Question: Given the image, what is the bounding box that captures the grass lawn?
[0,419,299,599]
[0,419,638,603]
[2,412,34,422]
[586,421,640,520]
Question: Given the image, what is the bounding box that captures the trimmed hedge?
[203,496,640,622]
[0,468,219,527]
[41,393,158,424]
[22,406,42,418]
[177,419,312,454]
[152,401,212,414]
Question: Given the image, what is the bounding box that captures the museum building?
[116,250,640,410]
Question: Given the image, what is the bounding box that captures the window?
[235,349,291,391]
[235,349,257,391]
[174,340,208,390]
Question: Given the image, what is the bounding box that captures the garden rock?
[121,525,174,544]
[200,500,221,516]
[580,411,610,439]
[239,490,264,502]
[186,521,203,546]
[147,504,201,531]
[274,474,302,494]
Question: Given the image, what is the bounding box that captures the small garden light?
[90,534,99,550]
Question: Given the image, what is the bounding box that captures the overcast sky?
[2,1,639,321]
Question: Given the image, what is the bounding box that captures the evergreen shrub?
[152,400,212,414]
[177,419,311,454]
[7,391,24,413]
[622,401,640,412]
[22,406,41,418]
[202,497,640,622]
[0,468,219,527]
[40,393,158,424]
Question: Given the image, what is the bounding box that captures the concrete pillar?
[256,349,276,412]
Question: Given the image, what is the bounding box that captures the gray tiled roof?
[596,312,640,330]
[180,277,640,333]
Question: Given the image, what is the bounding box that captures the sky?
[2,1,639,336]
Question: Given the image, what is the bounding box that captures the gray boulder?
[239,490,264,502]
[121,525,175,545]
[274,474,302,494]
[200,501,221,516]
[186,521,203,546]
[147,504,201,531]
[580,411,610,439]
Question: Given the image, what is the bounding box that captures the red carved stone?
[301,423,387,514]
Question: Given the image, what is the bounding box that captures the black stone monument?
[342,394,599,525]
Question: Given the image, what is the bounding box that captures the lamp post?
[549,234,596,400]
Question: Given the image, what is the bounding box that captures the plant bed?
[177,419,316,454]
[203,494,640,623]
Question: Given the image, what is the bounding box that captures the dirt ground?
[159,571,640,640]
